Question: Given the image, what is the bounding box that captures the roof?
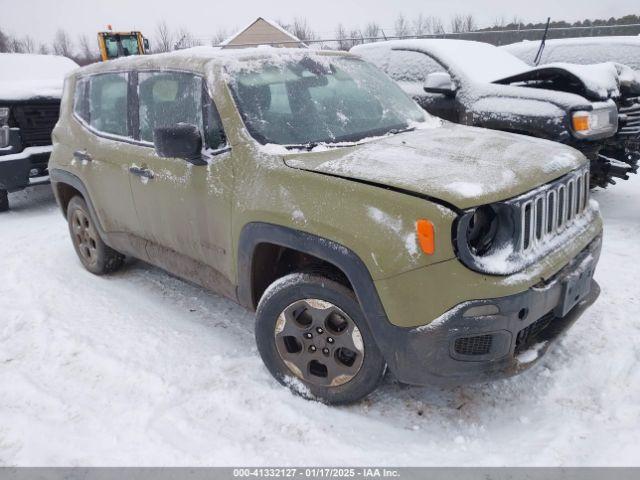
[219,17,306,48]
[73,46,349,76]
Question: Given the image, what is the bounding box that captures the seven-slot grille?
[519,166,590,252]
[617,96,640,139]
[12,103,61,147]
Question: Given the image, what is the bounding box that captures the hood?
[283,123,586,210]
[0,53,77,102]
[0,79,65,101]
[493,62,640,101]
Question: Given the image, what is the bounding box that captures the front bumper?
[0,129,52,191]
[387,235,602,386]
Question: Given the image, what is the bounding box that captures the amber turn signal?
[416,219,435,255]
[572,113,590,132]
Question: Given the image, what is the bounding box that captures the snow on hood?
[0,53,78,101]
[494,61,640,100]
[283,122,586,209]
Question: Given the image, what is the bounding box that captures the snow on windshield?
[225,54,428,146]
[353,40,530,84]
[0,53,78,100]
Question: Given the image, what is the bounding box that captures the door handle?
[129,166,155,179]
[73,150,92,162]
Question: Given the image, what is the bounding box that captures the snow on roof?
[353,39,530,84]
[0,53,78,101]
[218,17,305,47]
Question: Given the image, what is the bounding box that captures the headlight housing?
[0,107,10,148]
[456,203,517,261]
[571,101,618,139]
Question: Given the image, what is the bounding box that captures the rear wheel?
[0,189,8,212]
[255,273,386,404]
[66,196,124,275]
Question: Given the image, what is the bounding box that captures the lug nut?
[316,327,324,334]
[322,348,330,355]
[327,337,334,344]
[304,332,313,339]
[309,345,317,352]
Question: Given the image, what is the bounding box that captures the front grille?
[617,96,640,139]
[11,103,60,147]
[515,311,555,355]
[518,166,590,253]
[454,334,493,356]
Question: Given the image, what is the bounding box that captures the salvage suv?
[50,47,602,404]
[0,53,78,211]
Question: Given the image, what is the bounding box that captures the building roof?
[219,17,306,49]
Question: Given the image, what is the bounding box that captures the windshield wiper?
[388,126,416,135]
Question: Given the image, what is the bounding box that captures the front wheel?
[255,273,386,404]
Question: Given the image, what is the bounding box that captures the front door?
[127,71,234,281]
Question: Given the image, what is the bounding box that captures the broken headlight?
[571,101,618,140]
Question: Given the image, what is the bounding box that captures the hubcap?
[274,298,364,387]
[71,209,98,267]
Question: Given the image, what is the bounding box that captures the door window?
[138,72,203,143]
[88,73,130,137]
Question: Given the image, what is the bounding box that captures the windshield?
[227,55,427,146]
[105,34,141,59]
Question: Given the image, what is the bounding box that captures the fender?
[237,222,413,378]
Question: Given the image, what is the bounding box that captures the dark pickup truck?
[1,53,77,211]
[353,39,640,188]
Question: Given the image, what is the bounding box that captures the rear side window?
[73,77,90,122]
[138,72,203,143]
[88,73,130,137]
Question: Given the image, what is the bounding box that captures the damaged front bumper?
[386,235,602,386]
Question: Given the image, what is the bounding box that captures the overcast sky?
[1,0,638,46]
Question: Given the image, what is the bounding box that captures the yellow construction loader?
[97,28,149,61]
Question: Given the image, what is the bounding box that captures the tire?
[0,189,8,212]
[66,196,124,275]
[255,272,386,404]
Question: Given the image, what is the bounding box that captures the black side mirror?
[143,38,150,52]
[423,72,457,97]
[153,124,206,165]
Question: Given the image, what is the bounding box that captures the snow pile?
[0,53,78,100]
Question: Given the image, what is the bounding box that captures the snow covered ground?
[1,178,639,466]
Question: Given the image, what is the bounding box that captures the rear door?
[127,70,234,279]
[72,72,140,236]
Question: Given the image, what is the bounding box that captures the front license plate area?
[558,256,595,317]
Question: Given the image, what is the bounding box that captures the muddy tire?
[0,189,8,212]
[255,273,386,404]
[66,196,124,275]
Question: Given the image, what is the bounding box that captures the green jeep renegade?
[49,47,603,404]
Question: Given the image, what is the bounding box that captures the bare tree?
[0,28,10,52]
[154,21,175,53]
[174,28,203,50]
[335,23,349,51]
[394,14,410,37]
[211,28,229,46]
[450,13,476,33]
[52,29,74,57]
[363,22,381,41]
[8,37,24,53]
[77,34,98,65]
[278,17,317,43]
[432,17,445,35]
[450,14,464,33]
[38,43,50,55]
[22,36,36,53]
[413,14,430,36]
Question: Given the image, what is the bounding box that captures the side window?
[88,73,129,137]
[203,93,227,151]
[138,72,203,143]
[73,77,90,122]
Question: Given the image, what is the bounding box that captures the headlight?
[466,205,499,256]
[0,107,9,148]
[571,102,618,139]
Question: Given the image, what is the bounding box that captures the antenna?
[534,17,551,66]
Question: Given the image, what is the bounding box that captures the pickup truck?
[353,39,640,188]
[0,53,78,211]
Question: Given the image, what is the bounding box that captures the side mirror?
[423,72,457,96]
[143,38,150,52]
[153,123,206,166]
